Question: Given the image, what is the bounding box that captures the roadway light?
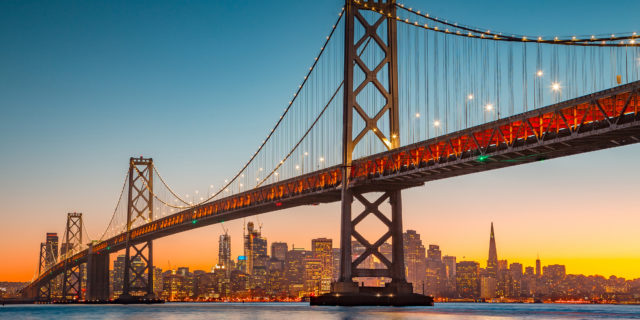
[295,165,300,170]
[551,82,561,91]
[304,152,308,156]
[319,157,325,162]
[485,104,494,111]
[433,120,440,127]
[415,112,420,118]
[467,94,474,100]
[536,70,543,77]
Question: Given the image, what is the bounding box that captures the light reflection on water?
[1,302,640,320]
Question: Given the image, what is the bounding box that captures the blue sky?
[1,0,639,280]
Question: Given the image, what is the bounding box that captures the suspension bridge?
[21,0,640,306]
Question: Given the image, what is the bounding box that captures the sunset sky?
[1,0,639,282]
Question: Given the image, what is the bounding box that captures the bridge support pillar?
[119,157,155,302]
[36,280,51,302]
[86,245,110,301]
[62,212,84,301]
[311,0,431,306]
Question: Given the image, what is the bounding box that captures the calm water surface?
[1,302,639,319]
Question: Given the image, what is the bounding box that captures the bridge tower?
[120,157,155,301]
[314,0,431,305]
[61,212,84,301]
[36,242,51,301]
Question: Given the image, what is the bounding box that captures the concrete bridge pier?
[86,245,110,301]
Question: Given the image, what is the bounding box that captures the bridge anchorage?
[311,0,432,306]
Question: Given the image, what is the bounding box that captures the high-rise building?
[153,267,163,297]
[111,255,126,298]
[304,256,322,296]
[543,264,566,280]
[403,230,426,294]
[218,233,231,272]
[244,221,267,276]
[480,275,497,299]
[271,242,288,261]
[535,255,541,277]
[426,244,444,296]
[487,223,498,278]
[456,261,479,298]
[442,255,457,297]
[45,233,59,267]
[311,238,333,294]
[285,247,308,297]
[266,257,286,297]
[331,248,341,281]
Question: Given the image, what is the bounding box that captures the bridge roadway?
[26,80,640,293]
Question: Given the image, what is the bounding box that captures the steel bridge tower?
[119,157,155,301]
[36,242,51,301]
[314,0,432,306]
[61,212,84,301]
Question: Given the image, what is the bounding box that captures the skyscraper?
[244,221,267,276]
[112,255,126,298]
[45,233,59,267]
[426,244,444,296]
[535,255,541,277]
[487,222,498,278]
[456,261,479,298]
[218,233,231,272]
[271,242,288,261]
[311,238,332,294]
[442,255,457,296]
[403,230,426,294]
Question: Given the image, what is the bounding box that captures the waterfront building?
[403,230,426,294]
[456,261,480,298]
[480,275,497,299]
[311,238,333,294]
[229,270,249,297]
[332,248,340,281]
[111,255,125,298]
[304,257,322,296]
[266,257,286,297]
[442,255,457,297]
[153,266,163,297]
[285,247,308,297]
[426,244,444,296]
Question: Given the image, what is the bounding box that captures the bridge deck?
[25,81,640,294]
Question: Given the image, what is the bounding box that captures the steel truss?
[335,0,412,294]
[62,212,83,301]
[122,157,155,299]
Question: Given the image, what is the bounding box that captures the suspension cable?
[386,3,640,47]
[98,170,129,241]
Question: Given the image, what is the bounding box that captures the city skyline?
[44,222,635,302]
[2,0,640,289]
[23,220,635,283]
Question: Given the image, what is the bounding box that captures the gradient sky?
[1,0,639,282]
